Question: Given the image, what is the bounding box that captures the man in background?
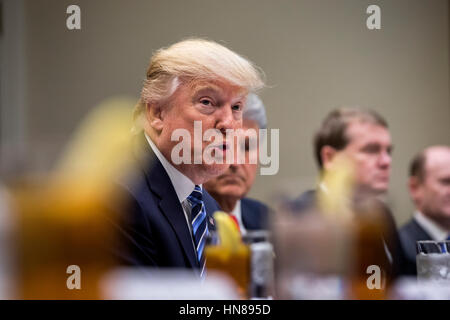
[204,93,269,235]
[289,108,407,278]
[400,145,450,274]
[291,108,392,211]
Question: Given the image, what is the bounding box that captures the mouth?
[219,173,245,183]
[374,174,390,182]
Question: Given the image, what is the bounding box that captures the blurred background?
[1,0,449,227]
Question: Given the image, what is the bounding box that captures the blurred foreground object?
[10,178,116,299]
[205,212,274,299]
[5,97,136,299]
[0,186,15,299]
[390,277,450,299]
[101,268,239,299]
[416,240,450,283]
[205,211,250,299]
[275,157,391,299]
[245,230,274,299]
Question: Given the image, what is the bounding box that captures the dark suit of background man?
[204,93,269,235]
[400,146,450,275]
[289,108,408,279]
[114,39,264,277]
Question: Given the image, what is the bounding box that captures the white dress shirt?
[414,211,449,241]
[231,200,247,236]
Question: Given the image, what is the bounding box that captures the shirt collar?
[144,132,198,203]
[231,200,246,235]
[414,211,449,241]
[232,199,242,218]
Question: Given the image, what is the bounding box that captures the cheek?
[164,117,188,136]
[243,164,258,186]
[352,157,370,176]
[423,188,440,205]
[198,116,217,130]
[204,179,218,191]
[360,157,378,174]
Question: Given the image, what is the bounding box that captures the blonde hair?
[133,38,265,130]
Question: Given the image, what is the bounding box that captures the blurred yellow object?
[11,178,116,299]
[213,211,242,250]
[317,155,355,221]
[315,155,389,299]
[205,211,249,298]
[55,97,136,185]
[7,96,138,299]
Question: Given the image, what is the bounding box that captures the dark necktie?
[187,185,208,278]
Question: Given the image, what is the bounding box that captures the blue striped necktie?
[187,185,209,278]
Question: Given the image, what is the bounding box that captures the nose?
[378,150,391,169]
[215,104,238,134]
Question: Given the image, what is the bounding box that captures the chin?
[220,186,244,199]
[372,186,388,196]
[200,163,230,181]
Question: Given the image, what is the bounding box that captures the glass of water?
[416,240,450,283]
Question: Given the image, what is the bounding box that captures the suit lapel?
[412,219,433,240]
[203,191,217,232]
[159,193,198,268]
[241,199,260,230]
[135,133,198,268]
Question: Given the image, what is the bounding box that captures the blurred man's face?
[414,148,450,227]
[204,119,259,205]
[156,79,247,184]
[340,120,392,195]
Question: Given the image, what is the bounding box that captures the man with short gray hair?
[204,93,269,235]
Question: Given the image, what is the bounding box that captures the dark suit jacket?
[399,218,433,275]
[287,189,317,214]
[289,189,411,279]
[112,133,219,271]
[241,197,270,231]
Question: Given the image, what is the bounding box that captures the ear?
[145,102,164,132]
[321,145,337,170]
[408,176,423,206]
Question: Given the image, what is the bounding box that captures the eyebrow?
[191,83,223,95]
[192,85,246,104]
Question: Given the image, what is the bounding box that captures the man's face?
[204,119,260,201]
[339,121,392,195]
[415,148,450,225]
[156,79,246,184]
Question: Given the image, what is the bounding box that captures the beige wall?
[18,0,450,225]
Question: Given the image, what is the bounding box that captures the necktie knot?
[187,185,203,208]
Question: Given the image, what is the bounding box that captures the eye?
[232,104,242,111]
[361,143,381,154]
[387,146,393,155]
[200,98,213,106]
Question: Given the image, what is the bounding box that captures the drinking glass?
[416,240,450,283]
